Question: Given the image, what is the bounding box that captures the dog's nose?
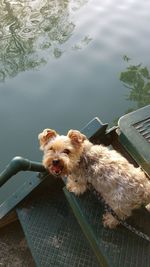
[53,159,60,166]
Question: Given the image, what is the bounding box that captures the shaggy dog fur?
[38,129,150,228]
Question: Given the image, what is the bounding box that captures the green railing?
[0,156,46,187]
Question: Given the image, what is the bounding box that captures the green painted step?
[64,188,150,267]
[17,180,100,267]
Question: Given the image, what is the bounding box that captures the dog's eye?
[63,149,70,155]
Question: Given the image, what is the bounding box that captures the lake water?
[0,0,150,198]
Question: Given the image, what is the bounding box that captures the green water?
[0,0,150,199]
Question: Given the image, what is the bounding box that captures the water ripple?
[0,0,150,82]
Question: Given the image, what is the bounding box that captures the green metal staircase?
[0,105,150,267]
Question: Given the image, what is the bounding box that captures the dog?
[38,128,150,228]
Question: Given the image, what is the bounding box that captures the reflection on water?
[72,35,92,51]
[120,56,150,112]
[0,0,89,81]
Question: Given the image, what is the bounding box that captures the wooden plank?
[0,211,18,229]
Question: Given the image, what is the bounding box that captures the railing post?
[0,157,46,187]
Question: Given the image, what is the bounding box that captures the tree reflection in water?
[0,0,88,82]
[120,56,150,112]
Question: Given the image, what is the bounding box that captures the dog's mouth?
[50,164,64,176]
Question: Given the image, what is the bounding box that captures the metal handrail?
[0,156,46,187]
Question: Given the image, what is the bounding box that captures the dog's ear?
[38,129,57,150]
[67,130,86,146]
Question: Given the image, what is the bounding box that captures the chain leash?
[88,184,150,242]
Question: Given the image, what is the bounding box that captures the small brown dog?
[38,128,150,228]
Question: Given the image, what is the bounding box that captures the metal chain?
[88,184,150,242]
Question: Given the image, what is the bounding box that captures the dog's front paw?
[102,212,119,229]
[66,182,87,196]
[146,203,150,212]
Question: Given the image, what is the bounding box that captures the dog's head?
[38,129,87,176]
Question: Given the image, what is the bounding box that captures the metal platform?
[17,180,99,267]
[118,105,150,175]
[64,188,150,267]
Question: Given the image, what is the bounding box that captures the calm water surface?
[0,0,150,197]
